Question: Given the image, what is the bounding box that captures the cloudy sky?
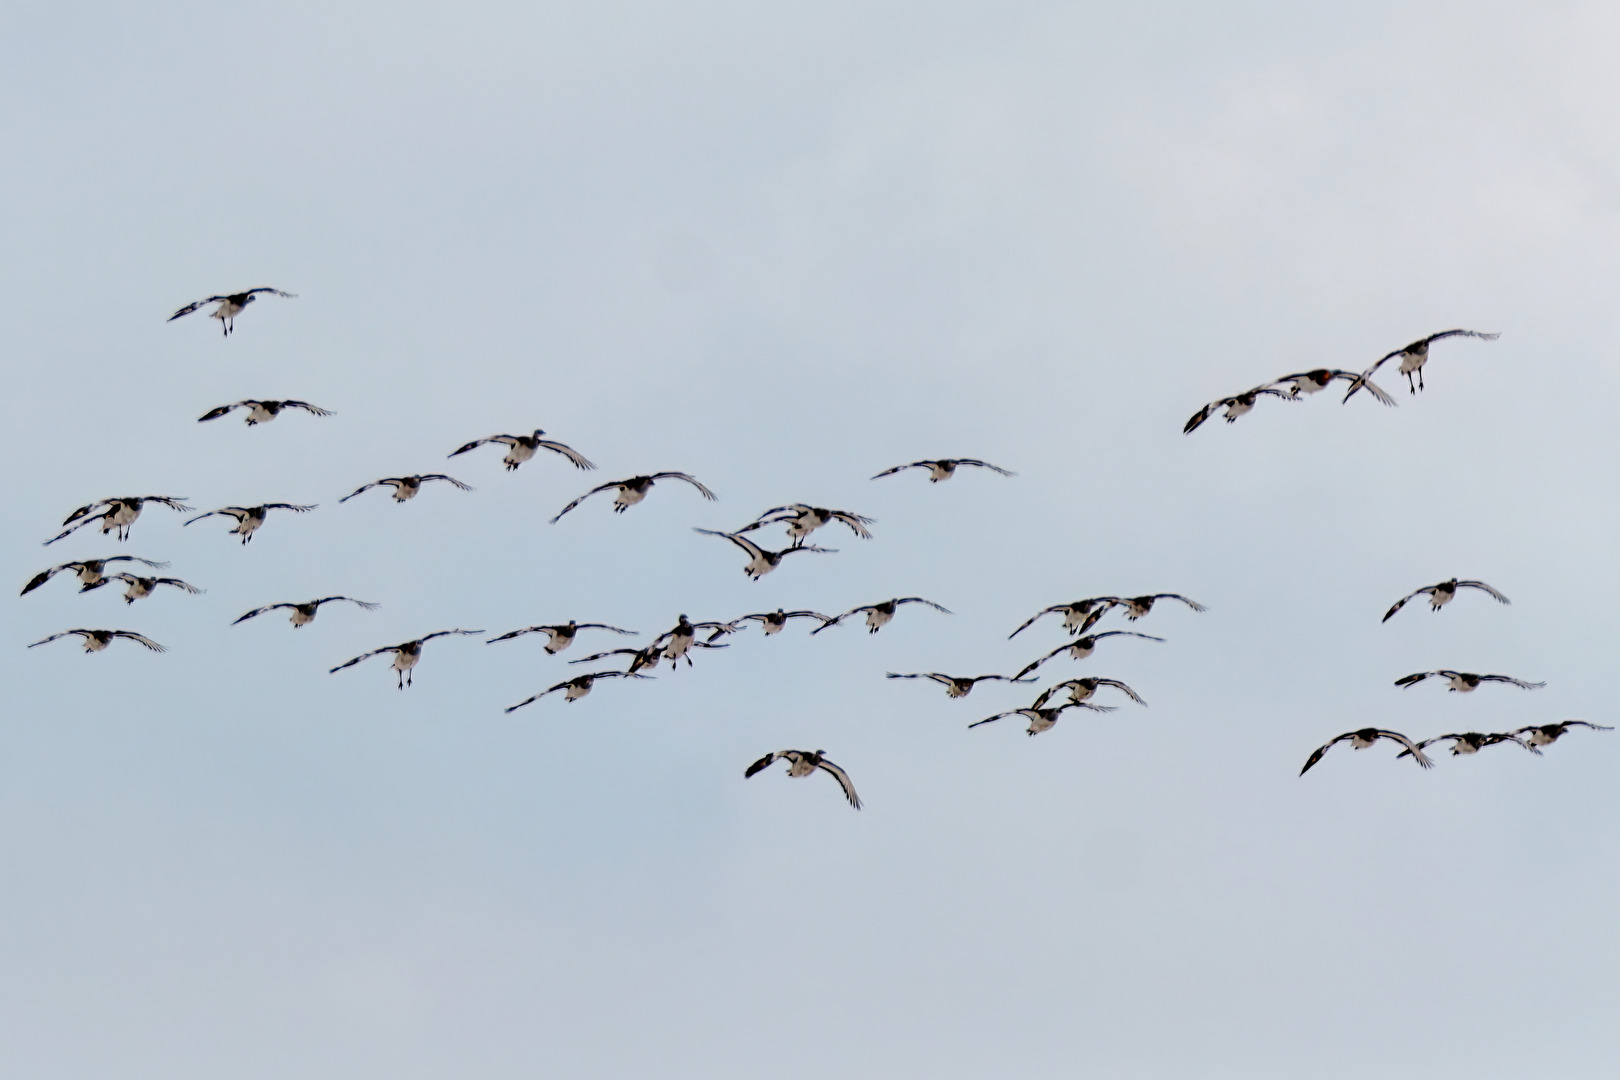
[5,1,1620,1076]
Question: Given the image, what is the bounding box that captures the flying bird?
[233,596,379,627]
[27,629,166,653]
[82,573,202,604]
[185,503,316,544]
[550,472,716,523]
[1007,598,1127,639]
[46,496,191,545]
[884,672,1035,699]
[1111,594,1207,621]
[486,621,637,653]
[1300,728,1434,775]
[1344,329,1501,398]
[1031,677,1147,709]
[339,475,473,503]
[504,671,651,711]
[1382,579,1510,623]
[968,702,1115,737]
[328,629,483,689]
[692,528,835,579]
[728,609,835,636]
[870,459,1015,483]
[447,429,595,472]
[744,750,861,810]
[1012,631,1165,680]
[1394,670,1545,693]
[735,504,874,546]
[569,644,671,676]
[167,288,296,335]
[197,399,332,426]
[1510,720,1614,748]
[654,614,737,667]
[812,597,952,635]
[21,556,169,596]
[1183,386,1296,434]
[1271,369,1397,405]
[1397,732,1541,758]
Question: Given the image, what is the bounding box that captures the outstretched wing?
[744,751,786,778]
[184,508,248,527]
[955,459,1015,476]
[27,632,77,648]
[111,631,167,652]
[1479,675,1545,689]
[1394,671,1442,688]
[417,628,484,644]
[1377,729,1434,768]
[695,528,765,561]
[197,402,248,422]
[263,503,317,513]
[232,603,295,624]
[448,435,513,458]
[968,711,1018,730]
[315,596,379,611]
[1299,732,1356,776]
[895,597,952,613]
[816,758,862,810]
[1457,580,1511,605]
[153,577,203,594]
[1183,399,1225,434]
[283,400,333,417]
[1424,329,1501,347]
[537,437,596,470]
[1096,678,1148,705]
[1007,606,1064,640]
[339,482,384,502]
[167,295,229,321]
[870,461,931,479]
[550,481,622,523]
[504,683,568,712]
[420,474,474,491]
[651,472,717,500]
[1381,586,1434,623]
[829,511,875,538]
[329,647,393,673]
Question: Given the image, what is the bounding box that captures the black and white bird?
[328,629,483,689]
[744,750,861,810]
[1382,579,1510,622]
[812,597,952,635]
[1031,677,1147,709]
[654,614,737,667]
[1183,386,1297,433]
[569,644,671,676]
[21,556,169,596]
[185,503,316,544]
[1394,670,1545,693]
[550,473,717,523]
[1110,594,1207,621]
[504,671,651,711]
[870,458,1015,483]
[968,702,1114,737]
[233,596,379,628]
[1012,631,1166,680]
[1007,598,1127,639]
[82,573,202,604]
[1271,368,1397,405]
[167,288,296,335]
[27,629,166,653]
[1299,728,1434,774]
[728,609,835,636]
[47,496,191,545]
[197,399,332,426]
[735,504,874,546]
[339,475,473,503]
[486,621,638,653]
[447,430,596,472]
[1343,329,1501,398]
[1398,731,1542,758]
[692,528,835,579]
[1510,720,1614,748]
[885,672,1035,699]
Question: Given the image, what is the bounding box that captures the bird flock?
[20,295,1610,809]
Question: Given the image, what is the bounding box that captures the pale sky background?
[5,2,1620,1076]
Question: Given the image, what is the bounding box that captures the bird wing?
[1007,606,1066,640]
[869,462,930,479]
[1012,644,1067,681]
[884,672,927,681]
[1337,372,1397,406]
[695,528,765,561]
[968,711,1018,730]
[1377,730,1434,768]
[184,508,248,526]
[20,564,75,595]
[448,435,515,457]
[1394,671,1440,688]
[197,402,247,422]
[1381,587,1433,622]
[1299,732,1356,775]
[487,626,546,643]
[1183,400,1224,434]
[744,751,787,778]
[27,632,76,647]
[537,438,596,470]
[1565,721,1615,732]
[955,459,1015,475]
[111,631,167,652]
[62,499,114,525]
[652,472,718,500]
[1457,581,1510,604]
[1483,733,1542,755]
[829,511,875,538]
[1151,594,1206,612]
[549,481,621,523]
[145,497,192,512]
[263,503,317,513]
[1096,679,1147,705]
[153,578,203,594]
[329,647,394,673]
[576,623,637,635]
[421,475,474,491]
[316,597,379,610]
[283,400,333,416]
[167,295,230,321]
[1480,675,1545,689]
[339,482,381,502]
[242,287,296,300]
[503,690,551,713]
[816,759,863,809]
[232,603,295,624]
[894,598,952,613]
[568,647,644,666]
[418,629,484,643]
[1424,329,1501,347]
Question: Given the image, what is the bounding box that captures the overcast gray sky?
[5,1,1620,1076]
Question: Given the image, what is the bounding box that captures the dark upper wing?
[968,711,1018,730]
[232,603,295,624]
[744,751,785,778]
[283,401,333,416]
[1423,329,1501,347]
[264,503,317,513]
[829,511,875,538]
[329,646,392,673]
[870,461,931,479]
[62,499,112,525]
[20,564,76,595]
[1377,729,1434,768]
[1299,732,1355,775]
[339,482,381,502]
[652,473,718,500]
[550,481,621,523]
[421,475,474,491]
[1479,675,1545,689]
[1183,400,1225,434]
[1457,581,1510,605]
[537,438,596,470]
[816,759,863,809]
[184,508,247,526]
[167,295,228,321]
[576,623,637,635]
[154,577,203,594]
[1394,671,1441,688]
[198,402,246,422]
[954,459,1015,475]
[315,597,379,610]
[111,631,167,652]
[894,598,952,613]
[1007,606,1062,640]
[448,435,510,457]
[418,629,484,643]
[1381,586,1433,622]
[1151,594,1206,612]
